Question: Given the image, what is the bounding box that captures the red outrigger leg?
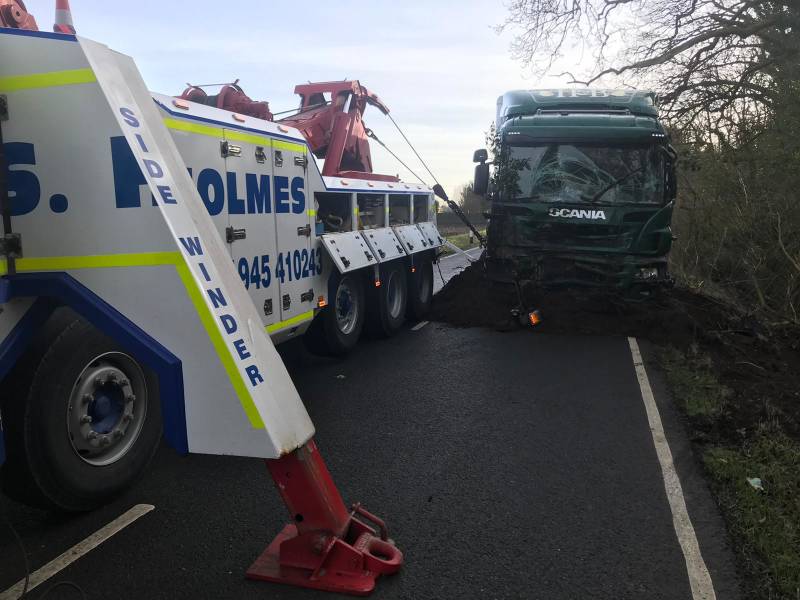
[246,440,403,596]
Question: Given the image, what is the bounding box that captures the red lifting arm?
[280,80,399,182]
[247,440,403,595]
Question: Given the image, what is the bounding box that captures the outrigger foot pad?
[246,440,403,596]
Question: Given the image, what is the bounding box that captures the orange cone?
[53,0,75,34]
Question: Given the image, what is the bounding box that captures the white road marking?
[627,338,716,600]
[411,320,429,331]
[439,246,482,261]
[0,504,154,600]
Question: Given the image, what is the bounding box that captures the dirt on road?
[430,260,800,441]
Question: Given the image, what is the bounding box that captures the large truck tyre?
[366,260,408,337]
[407,257,434,321]
[304,272,366,356]
[1,313,161,511]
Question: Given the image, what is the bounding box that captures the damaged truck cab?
[474,89,677,296]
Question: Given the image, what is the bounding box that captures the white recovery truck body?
[0,25,444,515]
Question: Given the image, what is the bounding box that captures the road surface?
[0,249,741,600]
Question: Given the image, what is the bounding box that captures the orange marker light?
[375,280,381,288]
[232,113,246,122]
[528,310,542,326]
[411,266,416,273]
[172,99,190,110]
[317,296,328,308]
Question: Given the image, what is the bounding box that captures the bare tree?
[498,1,799,136]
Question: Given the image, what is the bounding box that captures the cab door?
[271,139,314,324]
[223,130,280,329]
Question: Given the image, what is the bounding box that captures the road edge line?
[627,337,716,600]
[0,504,155,599]
[439,247,481,261]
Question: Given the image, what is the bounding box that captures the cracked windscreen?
[508,144,665,204]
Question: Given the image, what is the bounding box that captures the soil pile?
[430,260,800,438]
[431,260,740,344]
[430,262,519,329]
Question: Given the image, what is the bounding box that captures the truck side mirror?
[667,161,678,201]
[661,144,678,200]
[474,162,489,196]
[473,148,489,195]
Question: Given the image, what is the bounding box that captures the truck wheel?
[303,272,365,356]
[407,258,433,320]
[3,316,161,511]
[367,260,408,337]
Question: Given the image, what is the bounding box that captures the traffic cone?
[53,0,75,34]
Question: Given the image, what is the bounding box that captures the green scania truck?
[473,88,677,297]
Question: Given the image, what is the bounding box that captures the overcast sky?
[26,0,569,198]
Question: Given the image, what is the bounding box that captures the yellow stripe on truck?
[174,262,265,429]
[0,68,96,92]
[2,252,178,273]
[163,117,226,140]
[265,310,315,334]
[0,252,265,429]
[163,117,306,154]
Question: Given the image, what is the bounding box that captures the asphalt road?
[0,250,741,600]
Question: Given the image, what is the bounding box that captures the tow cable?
[364,123,486,248]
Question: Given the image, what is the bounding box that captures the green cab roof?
[497,89,660,125]
[501,113,666,144]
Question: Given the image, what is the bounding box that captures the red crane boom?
[280,80,399,182]
[178,79,400,183]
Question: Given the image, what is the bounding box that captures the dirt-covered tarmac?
[430,258,800,442]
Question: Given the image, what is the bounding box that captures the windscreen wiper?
[586,164,648,203]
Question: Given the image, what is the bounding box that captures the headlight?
[634,266,660,280]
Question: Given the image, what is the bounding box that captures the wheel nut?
[101,436,111,446]
[80,415,93,424]
[123,414,133,422]
[120,379,130,386]
[82,394,93,404]
[108,373,118,382]
[88,431,98,440]
[126,394,135,403]
[113,430,124,439]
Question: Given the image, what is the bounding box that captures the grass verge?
[660,348,800,600]
[442,229,485,254]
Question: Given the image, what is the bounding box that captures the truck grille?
[527,222,631,250]
[541,256,624,284]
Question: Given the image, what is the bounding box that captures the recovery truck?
[0,1,446,593]
[473,88,678,297]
